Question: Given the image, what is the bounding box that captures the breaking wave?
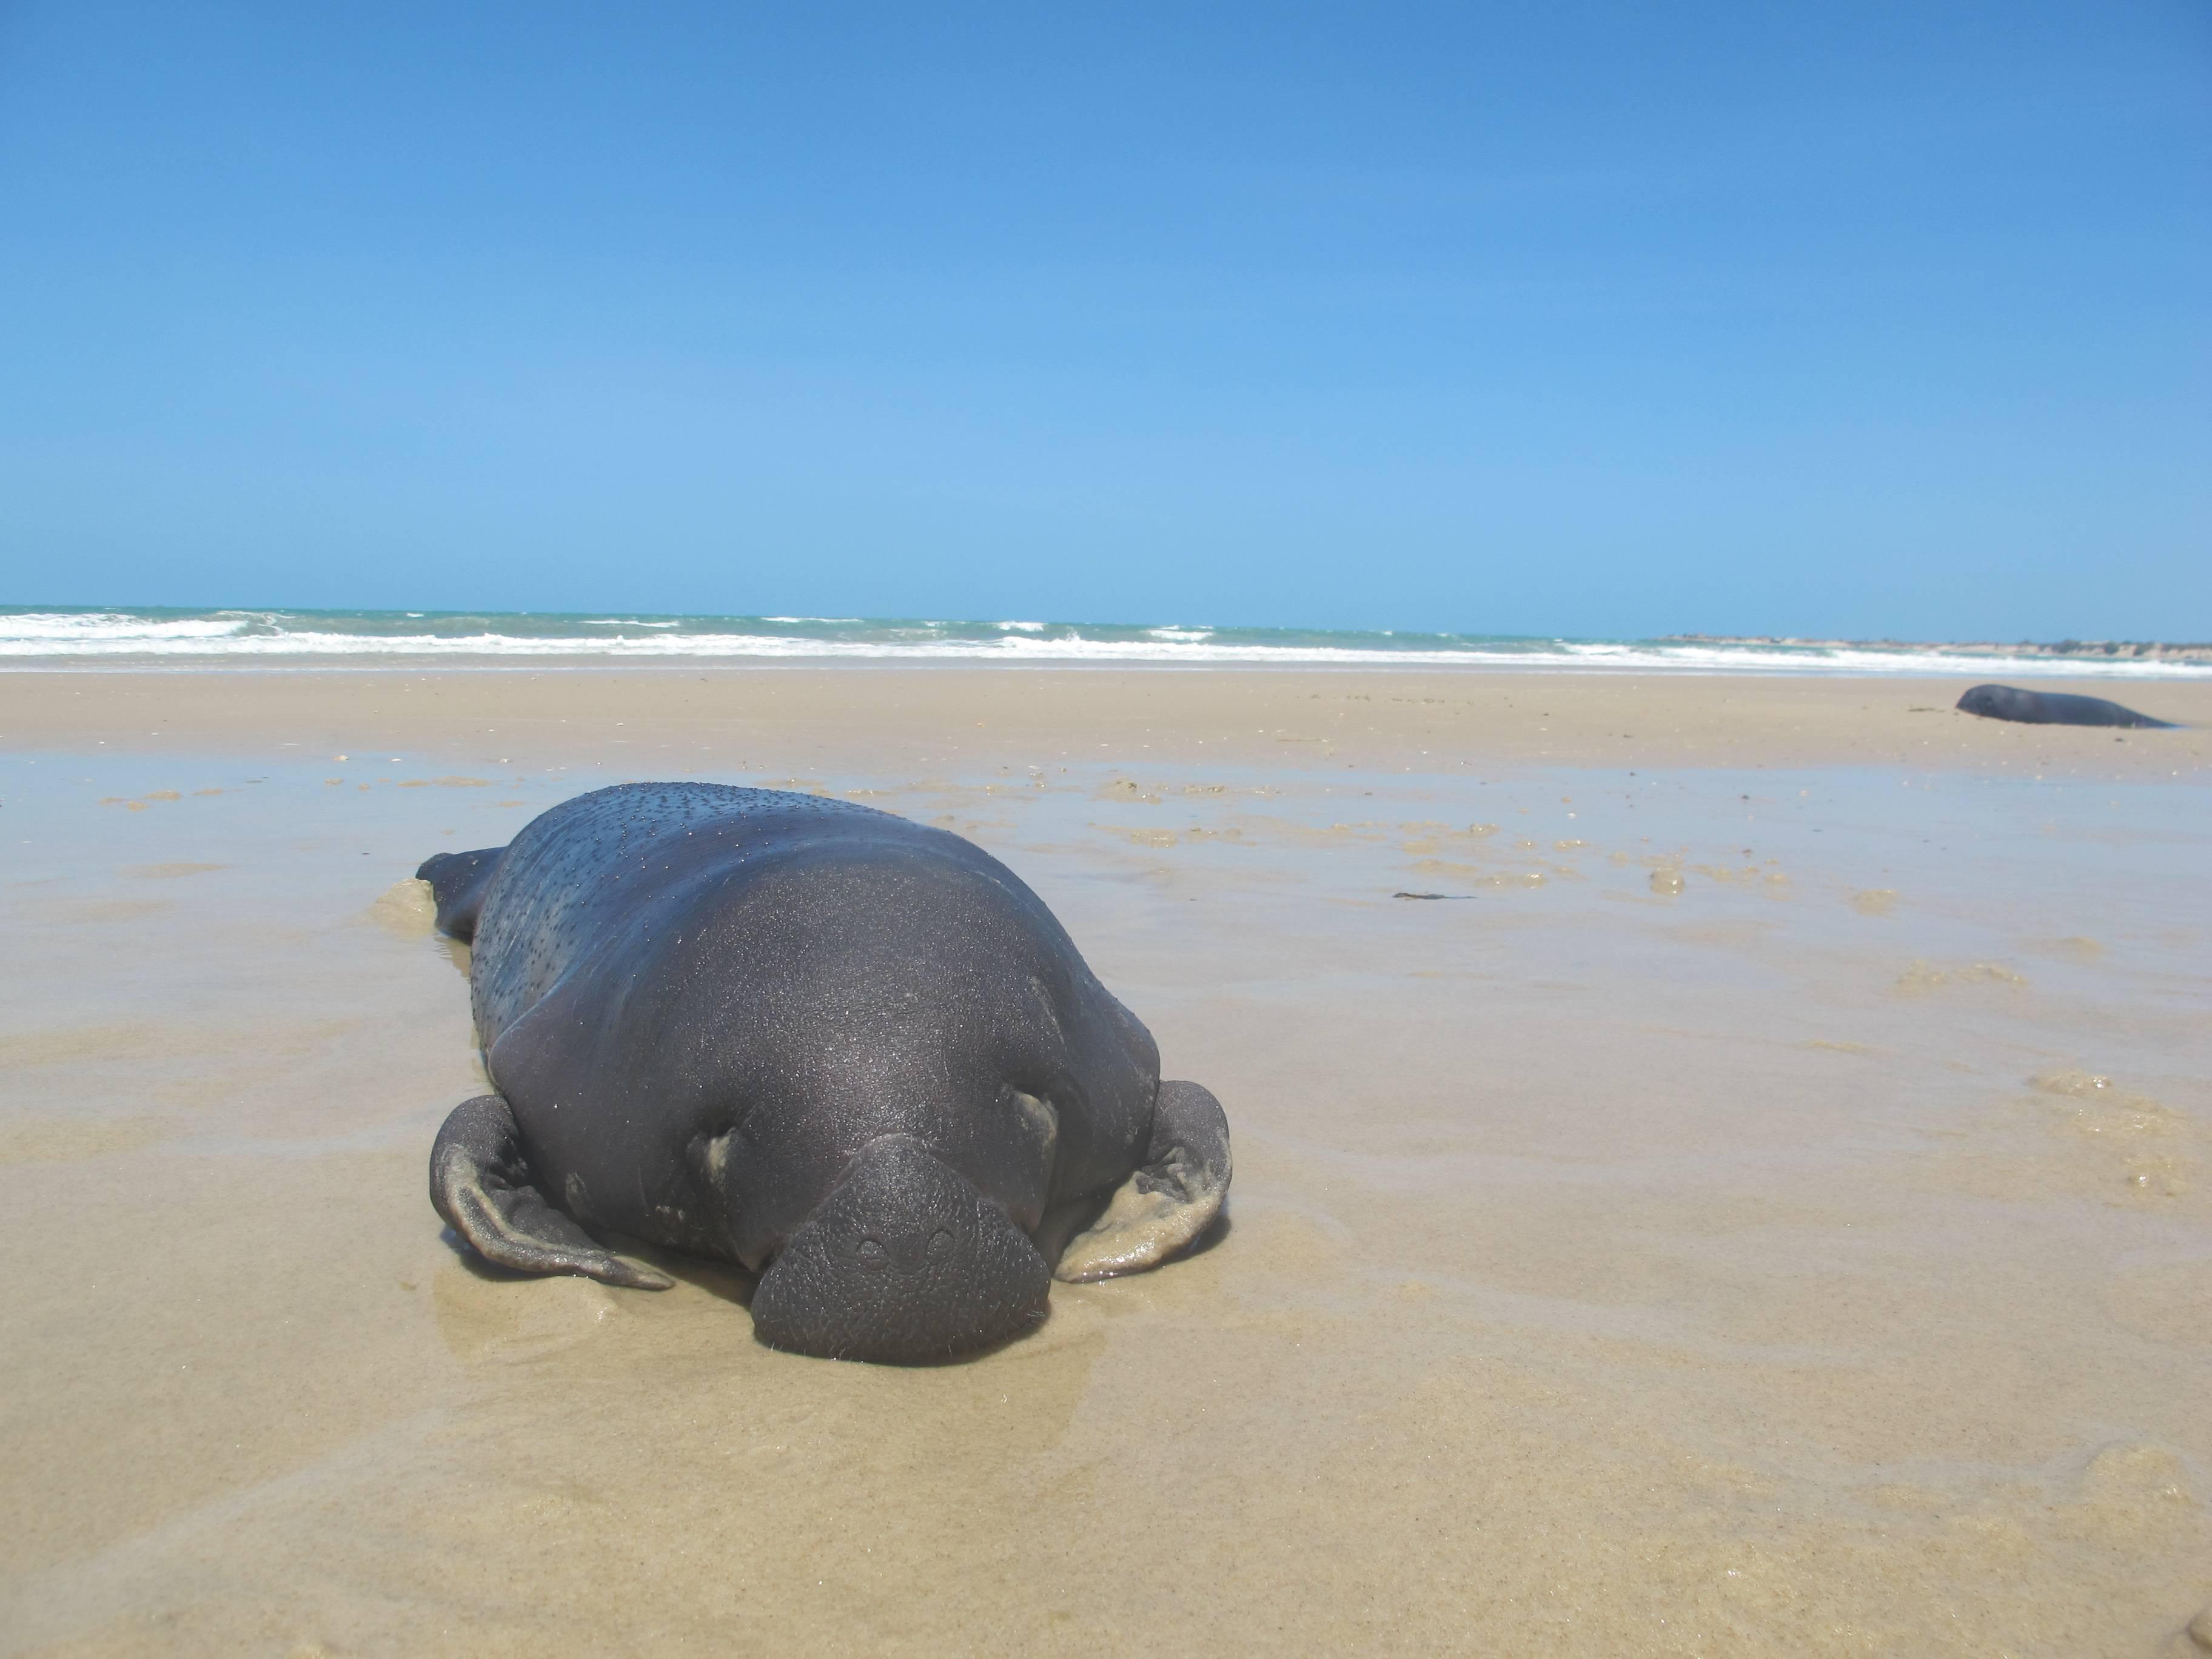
[1,608,2205,677]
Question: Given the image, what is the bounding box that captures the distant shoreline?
[1670,634,2212,663]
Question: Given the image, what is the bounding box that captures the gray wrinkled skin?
[418,783,1229,1363]
[1955,683,2177,728]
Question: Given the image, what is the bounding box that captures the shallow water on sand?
[2,752,2209,1656]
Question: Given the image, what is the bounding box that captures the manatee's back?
[2041,691,2175,728]
[468,782,891,1047]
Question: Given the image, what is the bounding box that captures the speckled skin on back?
[418,782,1230,1361]
[469,784,885,1046]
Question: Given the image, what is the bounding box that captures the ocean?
[1,606,2205,675]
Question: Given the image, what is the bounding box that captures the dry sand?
[3,668,2210,1657]
[2,666,2208,779]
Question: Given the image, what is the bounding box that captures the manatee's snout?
[750,1134,1050,1362]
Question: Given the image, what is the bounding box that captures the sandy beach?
[4,666,2209,1657]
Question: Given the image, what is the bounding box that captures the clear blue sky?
[2,1,2206,638]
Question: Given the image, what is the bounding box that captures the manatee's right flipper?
[1054,1080,1232,1282]
[414,846,506,942]
[429,1094,673,1290]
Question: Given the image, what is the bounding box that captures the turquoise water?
[1,606,2203,676]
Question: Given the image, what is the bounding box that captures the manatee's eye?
[857,1237,886,1270]
[928,1228,954,1259]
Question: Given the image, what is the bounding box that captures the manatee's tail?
[750,1134,1050,1363]
[415,846,507,942]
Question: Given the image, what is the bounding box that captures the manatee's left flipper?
[1054,1079,1232,1282]
[429,1094,673,1290]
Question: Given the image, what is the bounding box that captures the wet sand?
[4,669,2210,1657]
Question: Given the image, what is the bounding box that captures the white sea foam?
[0,609,2205,677]
[1,611,261,643]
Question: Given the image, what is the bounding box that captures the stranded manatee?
[1956,684,2176,728]
[417,782,1230,1362]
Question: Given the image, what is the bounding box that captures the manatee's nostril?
[857,1238,886,1270]
[928,1228,953,1259]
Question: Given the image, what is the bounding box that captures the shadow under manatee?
[646,1227,1057,1367]
[777,1299,1059,1367]
[433,1221,755,1304]
[625,1236,759,1308]
[1181,1204,1233,1262]
[435,1195,1232,1366]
